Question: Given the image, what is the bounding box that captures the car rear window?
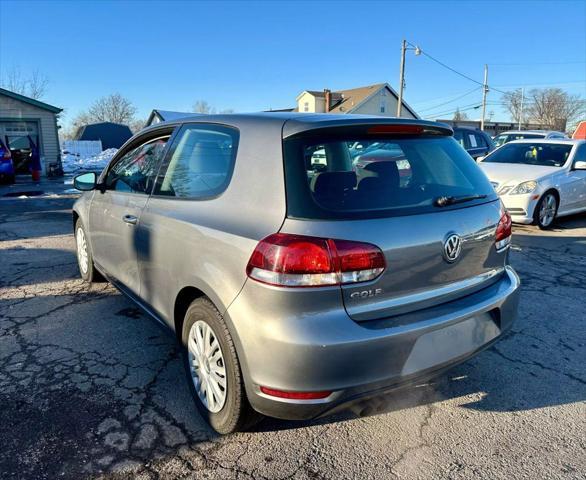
[283,131,497,220]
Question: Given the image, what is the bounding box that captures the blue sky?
[1,0,585,127]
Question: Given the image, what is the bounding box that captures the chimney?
[324,89,331,112]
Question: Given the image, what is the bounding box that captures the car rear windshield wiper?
[434,194,488,207]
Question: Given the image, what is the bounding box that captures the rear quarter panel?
[137,117,288,326]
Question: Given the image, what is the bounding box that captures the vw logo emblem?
[443,234,462,263]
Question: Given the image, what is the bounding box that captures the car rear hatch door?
[281,120,507,322]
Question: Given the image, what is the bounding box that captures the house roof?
[146,109,196,126]
[74,122,133,150]
[296,83,419,118]
[328,83,419,118]
[0,87,62,113]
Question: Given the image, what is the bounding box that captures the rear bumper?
[226,266,520,420]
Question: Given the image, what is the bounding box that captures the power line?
[417,87,482,113]
[423,103,482,119]
[414,47,508,96]
[489,61,586,66]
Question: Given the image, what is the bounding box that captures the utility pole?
[397,39,407,117]
[480,64,488,131]
[518,87,524,130]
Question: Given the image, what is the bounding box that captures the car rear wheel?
[533,192,558,230]
[75,220,103,282]
[182,298,261,434]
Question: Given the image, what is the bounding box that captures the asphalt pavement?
[0,190,584,480]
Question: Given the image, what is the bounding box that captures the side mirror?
[573,160,586,170]
[73,172,97,191]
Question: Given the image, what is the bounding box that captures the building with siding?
[0,88,62,176]
[292,83,418,118]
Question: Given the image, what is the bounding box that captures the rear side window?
[154,124,238,198]
[284,133,497,219]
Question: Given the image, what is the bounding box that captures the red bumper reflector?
[260,386,332,400]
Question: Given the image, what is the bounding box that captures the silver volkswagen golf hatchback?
[72,114,520,433]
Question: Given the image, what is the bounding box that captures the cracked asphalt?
[1,191,585,480]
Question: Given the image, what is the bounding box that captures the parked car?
[453,127,495,160]
[478,139,586,228]
[493,130,567,147]
[0,138,15,184]
[72,114,520,433]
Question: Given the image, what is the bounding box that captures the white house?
[294,83,418,118]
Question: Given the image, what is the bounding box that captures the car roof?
[504,138,584,145]
[497,130,564,135]
[139,112,454,138]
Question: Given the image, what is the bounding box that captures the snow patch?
[62,148,118,174]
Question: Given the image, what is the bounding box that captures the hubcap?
[539,194,556,227]
[76,227,89,274]
[187,320,227,413]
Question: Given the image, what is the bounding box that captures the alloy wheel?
[539,194,557,228]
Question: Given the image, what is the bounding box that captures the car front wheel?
[534,192,558,229]
[75,220,103,282]
[182,298,261,434]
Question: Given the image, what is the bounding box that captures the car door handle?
[122,214,138,225]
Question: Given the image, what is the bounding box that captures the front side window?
[483,143,572,167]
[154,124,238,198]
[106,137,168,194]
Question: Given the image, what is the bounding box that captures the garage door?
[1,122,39,174]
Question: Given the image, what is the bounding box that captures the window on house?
[380,105,386,113]
[304,102,309,112]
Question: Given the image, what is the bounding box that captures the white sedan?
[478,139,586,229]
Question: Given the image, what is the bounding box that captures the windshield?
[283,134,497,219]
[494,133,544,146]
[483,143,572,167]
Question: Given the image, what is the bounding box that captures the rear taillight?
[1,150,11,161]
[246,233,386,287]
[495,209,512,251]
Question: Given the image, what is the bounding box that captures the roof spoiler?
[283,118,453,139]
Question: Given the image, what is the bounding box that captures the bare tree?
[193,100,214,114]
[27,70,49,100]
[502,88,585,131]
[1,66,49,99]
[526,88,584,132]
[502,89,524,125]
[87,93,137,124]
[452,108,468,121]
[193,100,235,114]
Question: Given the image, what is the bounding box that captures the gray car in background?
[72,113,520,433]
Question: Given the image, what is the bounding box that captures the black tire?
[74,219,104,282]
[533,191,558,230]
[181,298,261,434]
